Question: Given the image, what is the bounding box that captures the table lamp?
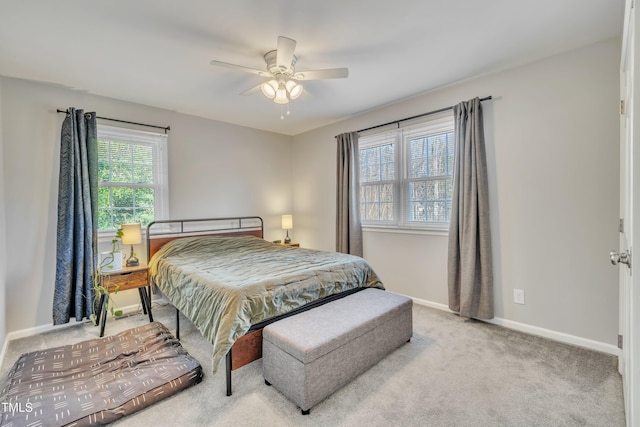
[121,223,142,267]
[281,215,293,244]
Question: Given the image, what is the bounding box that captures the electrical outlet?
[513,289,525,305]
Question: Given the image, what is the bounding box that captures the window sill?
[98,230,148,244]
[362,225,449,237]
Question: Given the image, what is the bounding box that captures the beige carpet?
[0,301,625,426]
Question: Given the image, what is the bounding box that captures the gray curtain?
[448,98,493,319]
[53,108,98,325]
[336,131,363,256]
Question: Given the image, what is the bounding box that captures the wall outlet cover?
[513,289,525,305]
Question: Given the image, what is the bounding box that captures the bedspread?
[148,235,384,372]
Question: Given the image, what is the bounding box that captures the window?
[359,134,397,223]
[359,116,454,230]
[97,125,169,232]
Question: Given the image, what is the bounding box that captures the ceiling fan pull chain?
[280,104,285,120]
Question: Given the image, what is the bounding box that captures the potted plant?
[90,227,124,325]
[100,227,123,272]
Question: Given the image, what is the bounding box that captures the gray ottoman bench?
[262,288,412,414]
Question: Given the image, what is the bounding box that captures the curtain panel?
[53,108,98,324]
[336,131,363,256]
[447,97,494,319]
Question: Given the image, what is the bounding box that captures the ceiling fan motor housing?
[264,50,296,76]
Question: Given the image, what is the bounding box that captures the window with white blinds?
[359,115,454,230]
[97,125,169,232]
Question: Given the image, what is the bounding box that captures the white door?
[618,1,640,425]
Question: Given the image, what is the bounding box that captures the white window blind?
[359,115,454,230]
[97,125,169,232]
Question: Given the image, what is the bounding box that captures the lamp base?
[284,230,291,244]
[126,245,139,267]
[126,258,139,267]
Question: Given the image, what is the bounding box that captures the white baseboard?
[0,318,89,367]
[485,317,620,356]
[410,296,450,312]
[0,302,151,367]
[6,318,89,342]
[109,302,146,317]
[2,298,163,343]
[0,295,619,368]
[409,296,620,356]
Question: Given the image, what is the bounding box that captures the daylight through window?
[359,115,454,230]
[97,126,168,232]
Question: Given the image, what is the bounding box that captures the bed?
[146,217,384,395]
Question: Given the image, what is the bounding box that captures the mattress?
[0,322,202,427]
[148,235,384,372]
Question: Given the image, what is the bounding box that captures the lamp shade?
[281,215,293,230]
[274,82,289,104]
[286,80,303,99]
[261,80,277,99]
[121,223,142,245]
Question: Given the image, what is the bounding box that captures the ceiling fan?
[210,36,349,107]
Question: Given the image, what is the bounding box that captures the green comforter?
[148,235,384,372]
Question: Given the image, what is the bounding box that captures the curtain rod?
[56,109,170,133]
[353,96,492,134]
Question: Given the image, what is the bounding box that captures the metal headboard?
[146,216,264,262]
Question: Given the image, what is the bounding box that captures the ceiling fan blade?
[276,36,297,70]
[293,68,349,80]
[240,83,264,95]
[210,60,271,78]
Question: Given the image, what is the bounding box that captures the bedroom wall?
[0,77,292,334]
[291,38,621,350]
[0,80,7,351]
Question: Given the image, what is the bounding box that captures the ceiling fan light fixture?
[273,81,289,104]
[286,80,303,99]
[261,80,278,99]
[210,36,349,115]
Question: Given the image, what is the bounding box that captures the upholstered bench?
[262,288,412,414]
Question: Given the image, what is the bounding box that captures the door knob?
[610,250,632,268]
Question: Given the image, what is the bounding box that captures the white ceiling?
[0,0,624,136]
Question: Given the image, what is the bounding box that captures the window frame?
[96,125,169,237]
[359,132,400,227]
[359,114,454,233]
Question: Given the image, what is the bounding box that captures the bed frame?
[146,216,362,396]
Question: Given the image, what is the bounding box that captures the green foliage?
[90,228,124,325]
[97,138,156,231]
[110,226,123,252]
[89,277,122,325]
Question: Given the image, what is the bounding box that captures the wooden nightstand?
[281,242,300,247]
[95,265,153,337]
